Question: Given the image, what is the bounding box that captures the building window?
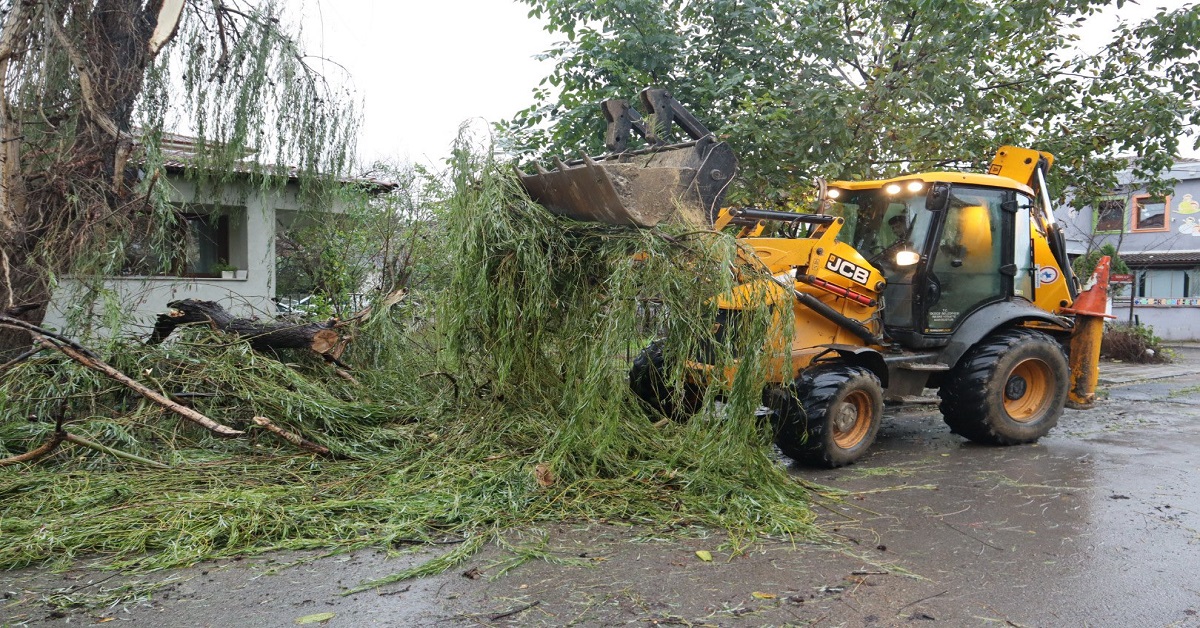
[1138,268,1195,298]
[1132,194,1169,231]
[183,214,230,275]
[1093,197,1125,233]
[123,206,237,277]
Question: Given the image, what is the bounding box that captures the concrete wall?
[1058,160,1200,256]
[1110,297,1200,341]
[43,176,310,340]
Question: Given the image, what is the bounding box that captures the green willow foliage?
[0,143,817,581]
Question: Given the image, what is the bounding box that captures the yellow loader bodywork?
[519,91,1106,468]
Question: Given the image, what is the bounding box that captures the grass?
[0,141,819,588]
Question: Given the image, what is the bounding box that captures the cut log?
[148,299,342,355]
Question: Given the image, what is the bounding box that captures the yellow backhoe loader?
[518,88,1111,467]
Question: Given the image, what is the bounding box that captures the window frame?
[121,206,233,278]
[1092,196,1126,234]
[180,212,231,277]
[1131,194,1171,233]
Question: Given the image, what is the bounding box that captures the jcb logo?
[825,254,870,286]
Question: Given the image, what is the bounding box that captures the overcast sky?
[291,0,557,169]
[289,0,1191,169]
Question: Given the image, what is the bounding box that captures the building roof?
[1120,250,1200,267]
[150,132,396,191]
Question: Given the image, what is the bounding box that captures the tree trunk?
[0,0,181,359]
[149,299,343,355]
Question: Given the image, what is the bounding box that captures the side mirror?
[926,183,951,212]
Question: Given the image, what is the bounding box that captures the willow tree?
[0,0,358,358]
[506,0,1200,206]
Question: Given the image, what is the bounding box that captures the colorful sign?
[1036,266,1059,285]
[1133,297,1200,306]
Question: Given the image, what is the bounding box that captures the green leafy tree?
[506,0,1200,207]
[275,162,448,318]
[0,0,358,357]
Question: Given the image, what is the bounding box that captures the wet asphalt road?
[3,350,1199,627]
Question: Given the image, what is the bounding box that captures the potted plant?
[210,260,237,279]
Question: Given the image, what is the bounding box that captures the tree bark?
[0,0,183,359]
[149,299,343,355]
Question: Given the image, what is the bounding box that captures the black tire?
[629,342,701,421]
[938,329,1069,445]
[769,365,884,468]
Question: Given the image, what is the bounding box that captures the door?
[924,187,1007,333]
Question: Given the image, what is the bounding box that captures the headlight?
[895,250,921,266]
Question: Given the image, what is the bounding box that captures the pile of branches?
[0,146,818,589]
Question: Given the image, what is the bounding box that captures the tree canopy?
[505,0,1200,207]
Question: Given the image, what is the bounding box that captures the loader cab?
[828,175,1038,348]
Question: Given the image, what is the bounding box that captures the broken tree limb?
[38,337,243,437]
[148,299,342,356]
[0,430,171,469]
[0,314,100,359]
[251,416,332,456]
[339,287,407,327]
[0,344,42,373]
[2,303,40,317]
[0,431,66,467]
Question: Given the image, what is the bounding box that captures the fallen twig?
[377,585,410,597]
[63,433,170,469]
[489,600,540,621]
[939,520,1003,551]
[38,337,243,437]
[251,416,331,456]
[896,589,949,613]
[0,431,66,467]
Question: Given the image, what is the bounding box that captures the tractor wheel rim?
[832,390,872,448]
[1004,358,1052,422]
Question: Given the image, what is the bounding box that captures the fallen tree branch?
[63,433,170,469]
[339,288,407,327]
[251,416,331,456]
[0,344,42,372]
[0,431,66,467]
[0,314,100,359]
[2,302,41,317]
[149,299,342,356]
[0,429,172,469]
[39,338,243,437]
